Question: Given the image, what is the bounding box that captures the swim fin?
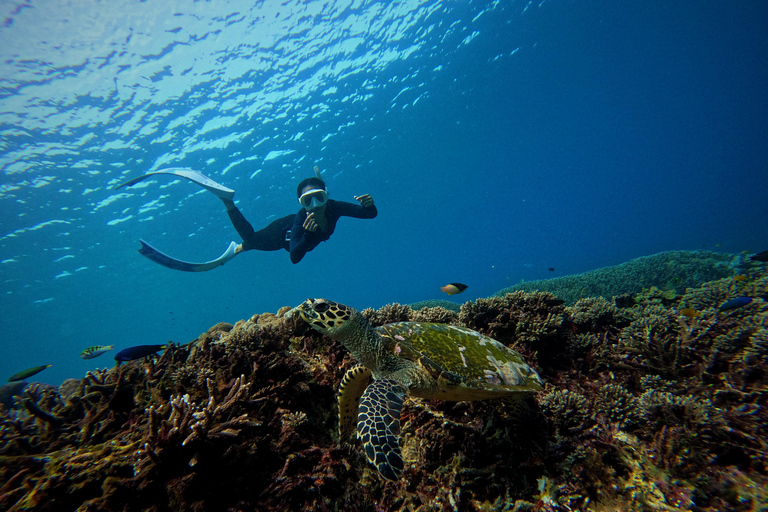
[117,168,235,201]
[138,240,239,272]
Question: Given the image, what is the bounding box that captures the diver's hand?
[355,194,374,208]
[303,212,318,232]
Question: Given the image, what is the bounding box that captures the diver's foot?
[221,198,237,211]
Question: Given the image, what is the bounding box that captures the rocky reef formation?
[1,257,766,511]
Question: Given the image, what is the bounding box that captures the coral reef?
[497,249,744,305]
[410,299,462,313]
[1,252,766,511]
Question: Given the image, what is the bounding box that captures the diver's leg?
[226,206,257,250]
[226,209,294,252]
[253,214,295,252]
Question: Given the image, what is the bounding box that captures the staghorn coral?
[567,296,618,326]
[409,299,462,312]
[459,291,566,344]
[0,251,767,511]
[539,387,593,435]
[408,305,458,324]
[361,302,412,325]
[593,382,641,428]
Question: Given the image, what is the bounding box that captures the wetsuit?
[227,199,377,264]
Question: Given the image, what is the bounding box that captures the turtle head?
[297,298,357,337]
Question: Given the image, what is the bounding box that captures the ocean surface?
[1,0,766,386]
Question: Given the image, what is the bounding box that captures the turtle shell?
[376,322,543,397]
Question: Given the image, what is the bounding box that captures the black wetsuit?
[227,199,377,264]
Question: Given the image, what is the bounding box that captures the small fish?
[80,345,115,359]
[732,275,748,282]
[114,344,167,362]
[614,295,636,308]
[718,297,753,312]
[548,267,555,272]
[8,364,52,382]
[750,250,768,262]
[679,308,702,319]
[440,283,468,295]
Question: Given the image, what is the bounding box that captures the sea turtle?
[295,298,544,480]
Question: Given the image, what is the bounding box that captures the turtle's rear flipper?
[358,379,405,480]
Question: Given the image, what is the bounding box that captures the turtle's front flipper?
[338,365,372,442]
[358,378,405,480]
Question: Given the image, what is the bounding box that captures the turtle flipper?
[358,378,405,480]
[338,365,373,442]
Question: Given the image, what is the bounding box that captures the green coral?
[410,299,462,312]
[496,250,740,305]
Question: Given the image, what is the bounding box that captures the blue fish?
[114,344,167,362]
[718,297,753,312]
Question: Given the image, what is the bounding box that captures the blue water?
[1,0,767,386]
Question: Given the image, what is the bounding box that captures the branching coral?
[409,299,462,312]
[361,302,413,326]
[593,382,641,428]
[458,291,566,348]
[408,306,458,324]
[567,297,618,327]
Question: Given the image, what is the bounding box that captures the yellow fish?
[733,275,748,282]
[440,283,468,295]
[679,308,702,319]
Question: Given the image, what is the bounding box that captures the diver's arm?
[289,213,312,264]
[335,197,378,219]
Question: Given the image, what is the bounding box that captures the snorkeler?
[117,167,377,271]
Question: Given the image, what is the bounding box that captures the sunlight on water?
[0,0,500,265]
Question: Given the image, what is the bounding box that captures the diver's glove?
[355,194,374,208]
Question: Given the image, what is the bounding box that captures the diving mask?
[298,188,328,209]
